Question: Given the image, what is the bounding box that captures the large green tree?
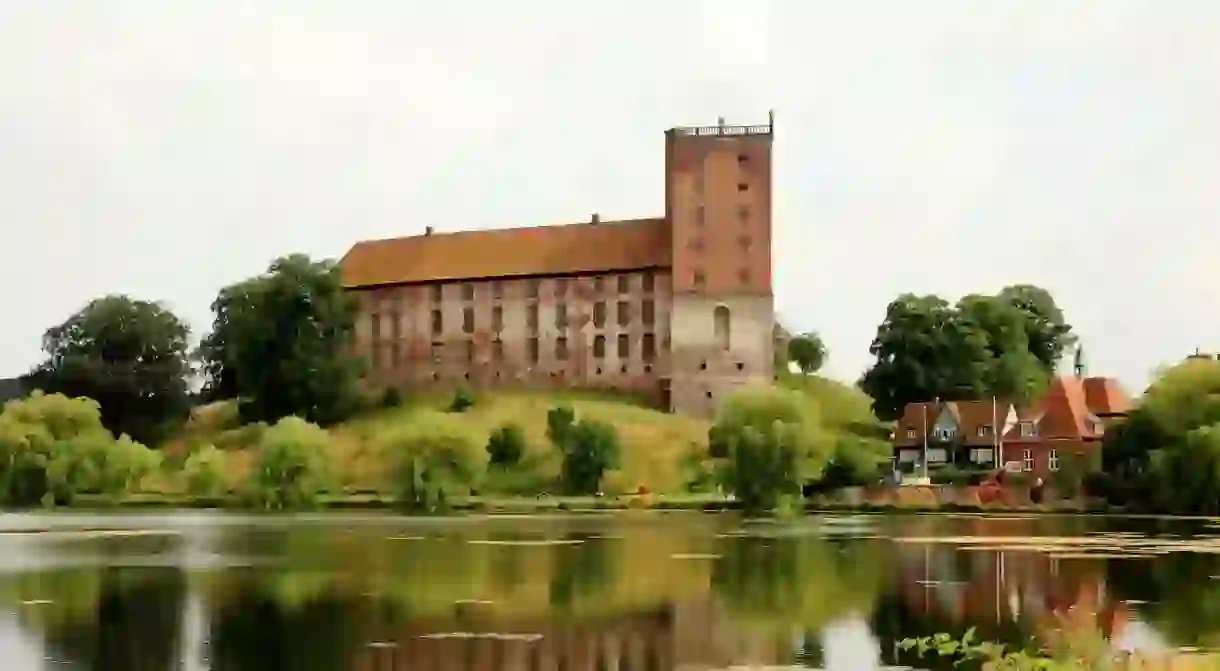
[198,254,364,426]
[23,295,192,445]
[859,285,1072,420]
[787,331,827,374]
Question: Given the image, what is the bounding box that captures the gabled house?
[892,375,1131,476]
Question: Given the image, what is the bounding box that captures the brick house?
[892,375,1131,476]
[339,116,776,417]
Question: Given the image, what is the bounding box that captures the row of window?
[424,272,659,304]
[904,421,1038,440]
[368,332,660,369]
[370,299,658,340]
[965,447,1059,472]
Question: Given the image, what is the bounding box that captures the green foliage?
[197,254,364,427]
[786,331,827,374]
[378,411,484,511]
[245,416,338,509]
[486,423,526,468]
[448,386,476,413]
[545,405,620,495]
[900,628,1130,670]
[860,285,1072,420]
[0,392,161,506]
[379,387,403,409]
[181,444,228,497]
[709,388,833,514]
[23,295,192,445]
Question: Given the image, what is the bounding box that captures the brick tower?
[663,114,776,416]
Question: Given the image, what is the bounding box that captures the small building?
[892,375,1131,476]
[339,116,778,417]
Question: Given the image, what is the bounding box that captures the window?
[465,340,475,363]
[370,344,382,370]
[462,284,474,301]
[555,279,569,297]
[491,306,503,332]
[738,235,751,249]
[1020,422,1037,437]
[693,271,706,288]
[462,307,474,334]
[527,338,539,364]
[1049,449,1059,472]
[713,305,731,350]
[555,302,567,329]
[642,333,656,361]
[737,182,748,192]
[737,152,749,164]
[906,429,916,439]
[430,341,443,363]
[1022,449,1034,472]
[738,268,751,285]
[391,343,401,368]
[593,301,607,328]
[617,333,630,359]
[977,426,987,437]
[491,281,503,299]
[593,335,606,358]
[389,310,401,340]
[430,284,442,302]
[370,312,382,342]
[593,276,604,293]
[971,448,995,463]
[528,279,540,298]
[430,309,443,335]
[527,304,539,331]
[737,204,749,221]
[617,275,630,294]
[556,336,569,360]
[493,339,504,362]
[695,205,705,226]
[617,300,631,326]
[642,299,655,325]
[642,271,655,292]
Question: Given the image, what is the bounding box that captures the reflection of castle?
[354,599,786,671]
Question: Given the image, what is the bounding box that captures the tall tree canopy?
[23,295,192,445]
[787,332,828,374]
[859,285,1073,420]
[197,254,364,426]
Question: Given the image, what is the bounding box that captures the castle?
[339,116,776,416]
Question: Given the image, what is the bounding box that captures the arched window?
[713,305,731,351]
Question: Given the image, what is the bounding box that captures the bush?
[709,388,833,515]
[486,423,526,468]
[245,416,338,509]
[182,444,228,497]
[380,387,403,409]
[0,391,161,506]
[545,405,621,495]
[378,411,484,511]
[448,386,475,413]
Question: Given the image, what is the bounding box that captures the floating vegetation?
[671,553,722,560]
[416,632,544,642]
[386,536,426,541]
[895,533,1220,558]
[465,539,584,547]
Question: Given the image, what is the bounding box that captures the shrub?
[0,391,162,506]
[245,416,338,509]
[380,387,403,409]
[486,423,526,468]
[546,406,621,495]
[182,444,228,497]
[709,388,834,515]
[378,411,484,511]
[448,386,475,413]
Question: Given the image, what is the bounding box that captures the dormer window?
[906,429,916,439]
[977,426,988,437]
[1020,422,1037,437]
[933,428,955,441]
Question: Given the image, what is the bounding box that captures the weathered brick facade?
[341,117,776,416]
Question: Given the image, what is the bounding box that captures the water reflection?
[0,513,1212,669]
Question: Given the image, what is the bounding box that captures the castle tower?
[663,114,776,416]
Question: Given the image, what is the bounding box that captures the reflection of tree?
[209,574,371,671]
[871,592,1030,670]
[549,533,618,609]
[36,567,186,670]
[1108,551,1220,648]
[711,535,889,633]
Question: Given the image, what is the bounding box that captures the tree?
[245,416,338,509]
[997,284,1076,374]
[787,332,827,374]
[198,255,364,426]
[709,388,834,515]
[546,405,621,495]
[24,295,192,445]
[859,287,1074,421]
[379,411,483,511]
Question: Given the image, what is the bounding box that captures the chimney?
[425,226,434,236]
[590,213,600,225]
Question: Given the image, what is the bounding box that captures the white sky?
[3,1,1219,395]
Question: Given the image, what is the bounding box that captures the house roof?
[1082,376,1131,416]
[339,217,671,289]
[894,399,1012,446]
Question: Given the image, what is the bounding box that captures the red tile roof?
[1082,376,1131,416]
[340,217,671,288]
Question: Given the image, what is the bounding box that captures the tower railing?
[669,123,772,138]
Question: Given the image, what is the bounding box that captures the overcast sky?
[2,1,1217,394]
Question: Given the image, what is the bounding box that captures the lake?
[0,511,1216,670]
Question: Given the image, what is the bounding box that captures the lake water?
[0,511,1216,670]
